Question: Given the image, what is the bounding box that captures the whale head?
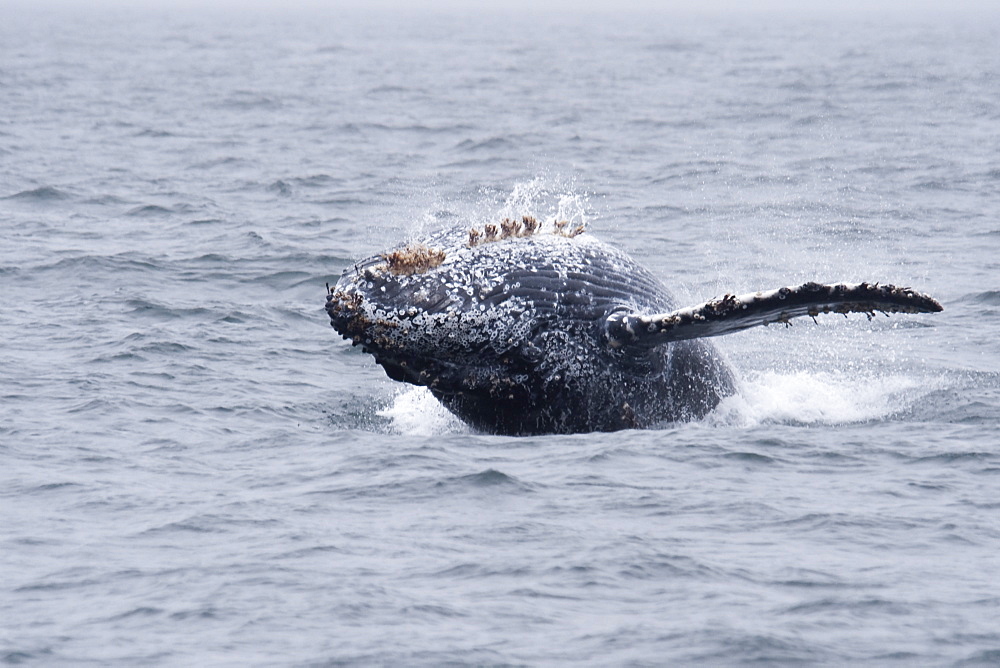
[327,220,588,387]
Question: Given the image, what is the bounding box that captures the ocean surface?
[3,6,1000,665]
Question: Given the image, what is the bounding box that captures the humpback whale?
[326,217,941,435]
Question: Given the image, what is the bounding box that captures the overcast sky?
[9,0,1000,15]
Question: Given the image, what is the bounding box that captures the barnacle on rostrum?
[381,244,446,276]
[500,217,520,239]
[467,228,481,248]
[521,215,540,235]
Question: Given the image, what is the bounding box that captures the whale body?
[326,217,942,435]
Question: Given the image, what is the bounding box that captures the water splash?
[381,371,940,435]
[377,387,467,436]
[404,175,596,239]
[708,370,938,428]
[496,176,592,228]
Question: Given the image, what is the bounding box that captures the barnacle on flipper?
[381,243,447,276]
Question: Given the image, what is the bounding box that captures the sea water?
[3,6,1000,665]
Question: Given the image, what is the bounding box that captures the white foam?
[377,387,468,436]
[708,370,931,428]
[377,370,938,435]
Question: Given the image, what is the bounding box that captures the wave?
[29,253,166,275]
[132,128,175,138]
[338,121,475,135]
[453,136,519,153]
[2,186,71,202]
[964,290,1000,306]
[125,204,175,217]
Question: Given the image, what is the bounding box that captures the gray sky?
[10,0,1000,15]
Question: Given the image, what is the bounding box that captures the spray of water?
[708,370,937,428]
[418,174,596,234]
[377,387,467,435]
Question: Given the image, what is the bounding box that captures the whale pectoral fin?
[604,281,943,348]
